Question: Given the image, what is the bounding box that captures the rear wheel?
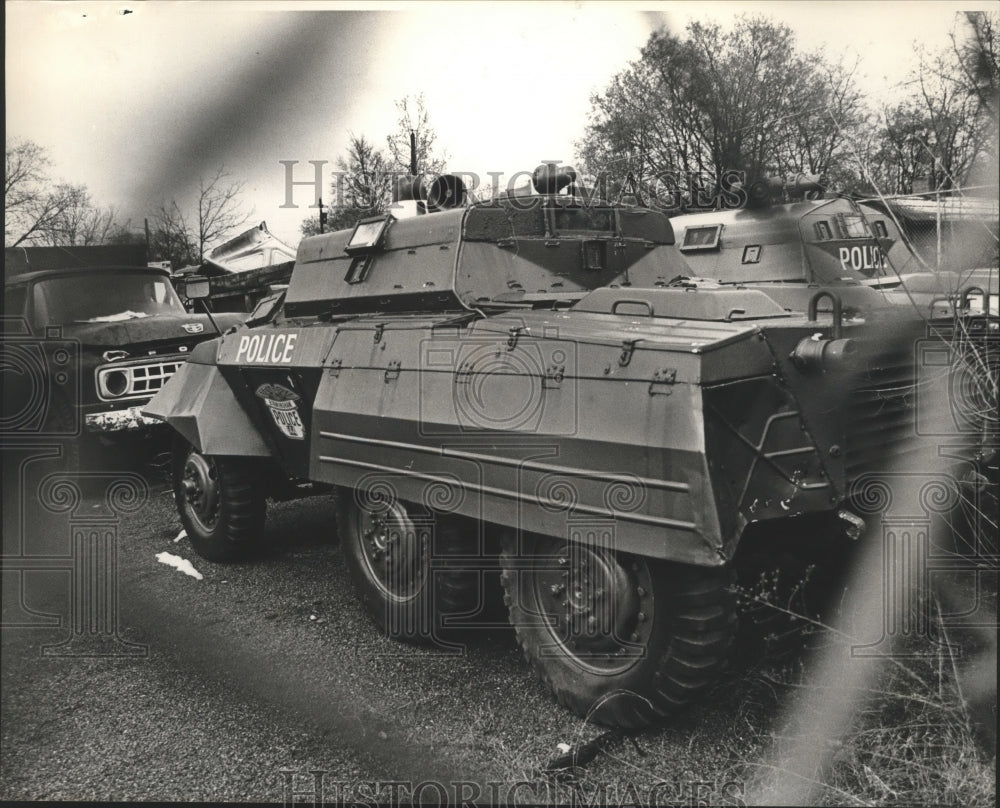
[500,532,736,728]
[172,441,266,562]
[337,488,477,643]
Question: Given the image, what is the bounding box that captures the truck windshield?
[35,272,185,323]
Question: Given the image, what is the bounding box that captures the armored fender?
[144,338,270,456]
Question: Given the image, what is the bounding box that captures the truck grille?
[96,360,184,401]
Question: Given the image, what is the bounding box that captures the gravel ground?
[1,447,755,804]
[6,445,992,804]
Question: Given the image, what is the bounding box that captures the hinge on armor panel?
[373,323,385,344]
[619,339,638,367]
[648,368,677,396]
[327,358,342,377]
[384,360,401,382]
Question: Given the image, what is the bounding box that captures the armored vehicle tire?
[172,443,266,563]
[337,490,477,644]
[500,533,736,728]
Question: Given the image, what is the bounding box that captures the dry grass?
[735,579,996,807]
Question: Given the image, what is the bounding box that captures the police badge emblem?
[255,383,305,439]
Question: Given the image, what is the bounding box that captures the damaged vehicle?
[172,221,297,314]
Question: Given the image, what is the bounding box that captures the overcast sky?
[5,1,994,247]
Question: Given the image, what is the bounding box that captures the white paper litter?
[173,529,187,543]
[155,552,204,580]
[556,742,571,754]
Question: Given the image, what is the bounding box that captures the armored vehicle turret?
[146,164,996,727]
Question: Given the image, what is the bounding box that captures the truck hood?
[59,311,244,350]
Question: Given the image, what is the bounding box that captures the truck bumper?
[85,405,164,433]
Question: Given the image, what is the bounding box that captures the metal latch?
[373,323,385,344]
[384,360,401,382]
[544,365,565,388]
[327,358,343,377]
[619,339,639,367]
[648,368,677,395]
[507,326,525,351]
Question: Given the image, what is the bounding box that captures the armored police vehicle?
[146,166,994,727]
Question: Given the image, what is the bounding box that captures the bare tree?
[385,94,448,176]
[5,139,88,247]
[150,200,197,267]
[194,166,252,259]
[149,166,253,266]
[301,96,450,238]
[49,191,122,246]
[5,138,136,248]
[860,13,999,195]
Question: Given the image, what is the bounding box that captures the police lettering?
[235,333,297,364]
[838,245,886,273]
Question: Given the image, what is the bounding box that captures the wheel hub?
[181,452,219,530]
[360,503,425,600]
[535,542,650,670]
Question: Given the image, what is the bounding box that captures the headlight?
[99,369,130,398]
[790,336,856,373]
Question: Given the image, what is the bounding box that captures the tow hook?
[838,509,866,540]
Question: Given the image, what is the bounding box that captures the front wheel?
[500,532,736,728]
[172,441,266,562]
